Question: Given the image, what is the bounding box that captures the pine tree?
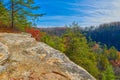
[2,0,44,30]
[0,1,10,27]
[108,46,118,60]
[63,22,99,78]
[102,64,115,80]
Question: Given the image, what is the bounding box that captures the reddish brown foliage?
[92,44,100,50]
[25,27,43,41]
[110,60,120,67]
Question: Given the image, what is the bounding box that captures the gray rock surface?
[0,33,96,80]
[0,42,9,64]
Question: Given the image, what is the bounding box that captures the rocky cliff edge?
[0,33,96,80]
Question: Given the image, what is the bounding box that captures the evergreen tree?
[63,23,99,78]
[102,64,115,80]
[41,34,65,52]
[108,46,118,60]
[97,54,109,71]
[1,0,44,30]
[0,1,10,27]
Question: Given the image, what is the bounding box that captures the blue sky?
[35,0,120,27]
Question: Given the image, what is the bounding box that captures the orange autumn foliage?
[110,60,120,67]
[25,27,43,41]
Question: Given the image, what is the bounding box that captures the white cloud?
[67,0,120,27]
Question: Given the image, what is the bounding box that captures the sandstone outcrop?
[0,33,96,80]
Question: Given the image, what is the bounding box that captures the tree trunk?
[11,0,14,29]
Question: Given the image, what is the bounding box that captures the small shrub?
[25,27,43,41]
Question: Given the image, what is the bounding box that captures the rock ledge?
[0,33,96,80]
